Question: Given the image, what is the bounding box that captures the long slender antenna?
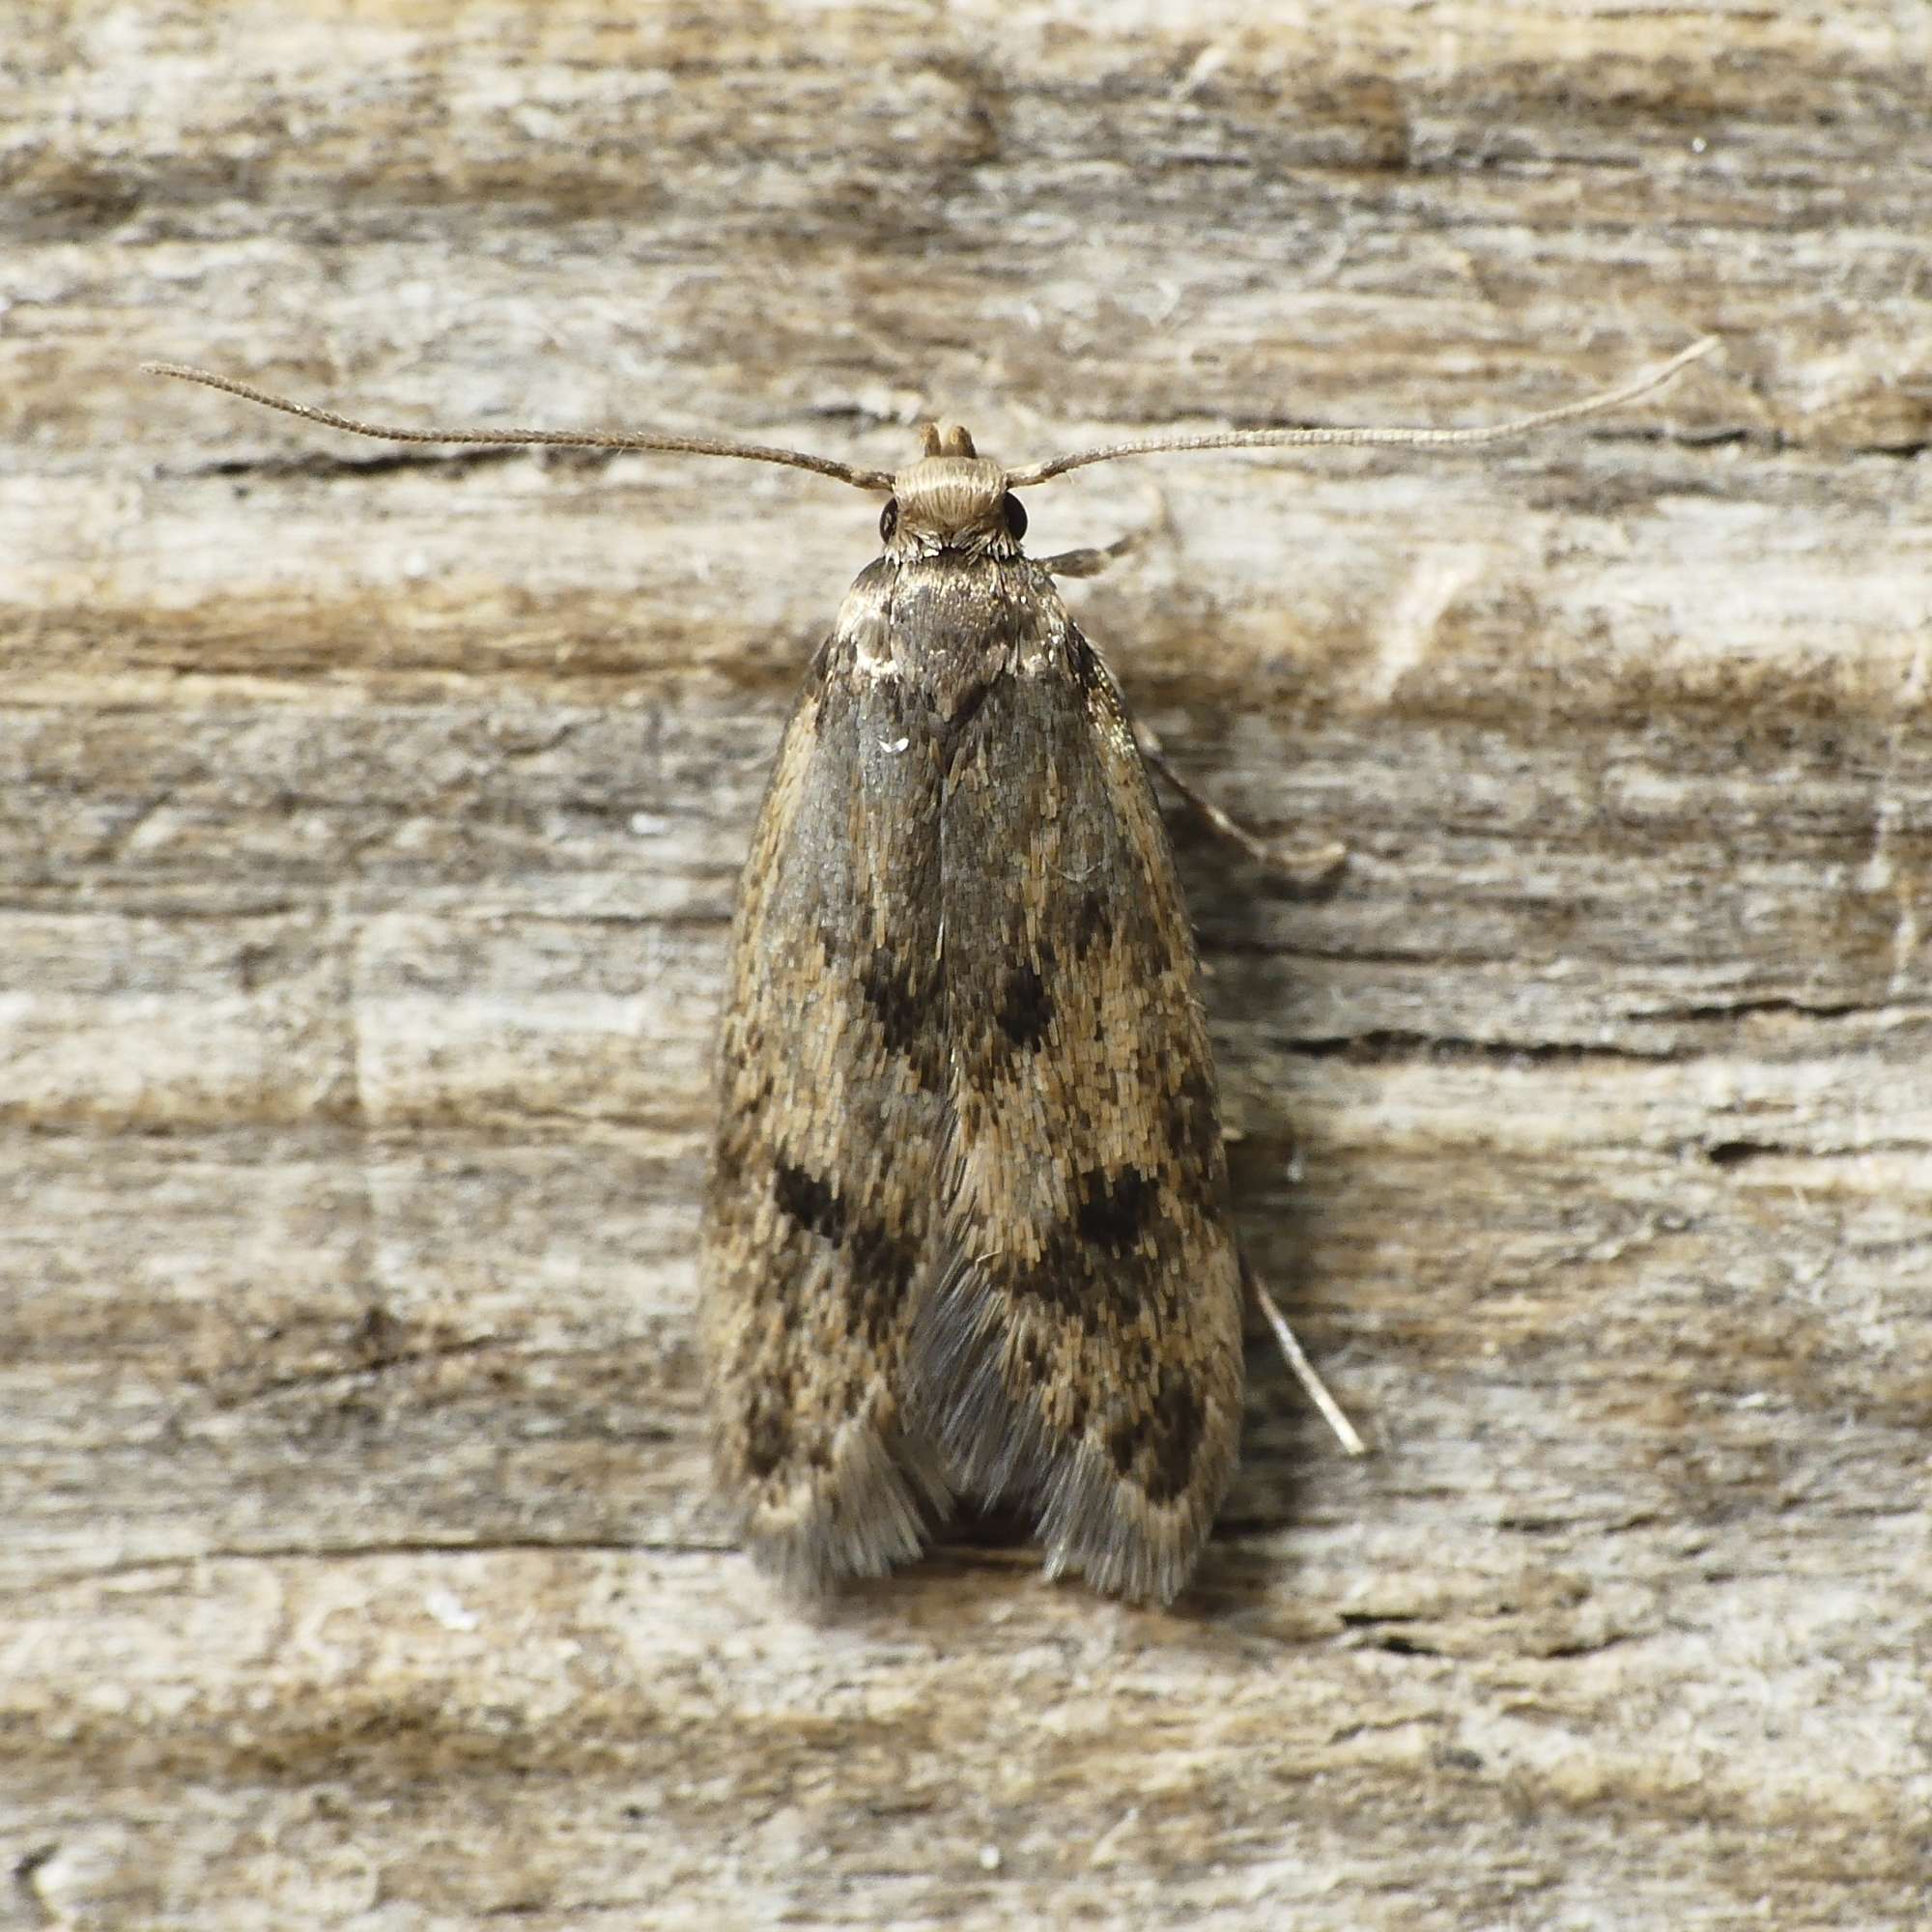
[141,362,895,492]
[148,335,1718,496]
[1003,336,1719,486]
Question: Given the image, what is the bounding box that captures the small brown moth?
[148,338,1715,1605]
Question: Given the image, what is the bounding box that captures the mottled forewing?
[909,568,1245,1605]
[699,562,951,1589]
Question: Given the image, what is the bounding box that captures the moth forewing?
[697,560,954,1590]
[900,604,1246,1605]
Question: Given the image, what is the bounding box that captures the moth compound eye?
[1002,492,1028,540]
[879,498,899,543]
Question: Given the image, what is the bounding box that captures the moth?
[149,339,1714,1605]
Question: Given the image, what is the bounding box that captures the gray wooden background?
[4,3,1928,1927]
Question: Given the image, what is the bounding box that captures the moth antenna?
[1003,336,1720,487]
[140,362,895,492]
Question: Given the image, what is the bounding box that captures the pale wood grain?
[3,3,1928,1927]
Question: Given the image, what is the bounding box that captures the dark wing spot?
[1074,1164,1156,1252]
[1005,1236,1082,1329]
[773,1163,845,1244]
[1005,1238,1090,1326]
[860,948,923,1054]
[846,1219,920,1345]
[770,1164,920,1344]
[1002,1168,1179,1333]
[1004,1226,1159,1339]
[1106,1369,1206,1505]
[742,1389,793,1480]
[997,955,1055,1050]
[1147,1370,1207,1504]
[1073,887,1114,955]
[1066,867,1166,974]
[1163,1064,1225,1181]
[860,947,944,1087]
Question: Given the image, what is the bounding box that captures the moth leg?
[1076,635,1346,883]
[1037,492,1170,580]
[1037,530,1146,581]
[1136,723,1347,885]
[1243,1256,1368,1456]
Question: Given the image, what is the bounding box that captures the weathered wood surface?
[4,3,1929,1926]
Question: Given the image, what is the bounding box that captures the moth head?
[879,422,1028,556]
